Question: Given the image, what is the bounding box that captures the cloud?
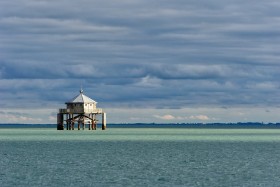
[189,115,210,121]
[0,111,42,123]
[1,0,280,123]
[48,115,57,122]
[135,75,162,87]
[154,114,211,121]
[154,114,176,120]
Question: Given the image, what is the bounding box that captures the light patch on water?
[0,128,280,142]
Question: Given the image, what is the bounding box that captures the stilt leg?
[94,114,97,130]
[102,113,106,130]
[57,113,64,130]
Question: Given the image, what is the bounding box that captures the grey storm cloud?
[1,0,280,110]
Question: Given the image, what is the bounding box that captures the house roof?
[66,89,97,104]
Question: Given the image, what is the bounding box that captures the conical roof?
[66,89,97,104]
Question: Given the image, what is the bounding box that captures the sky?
[1,0,280,124]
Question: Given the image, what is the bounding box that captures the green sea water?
[1,128,280,186]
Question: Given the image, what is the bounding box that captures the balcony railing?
[59,108,103,114]
[59,109,70,113]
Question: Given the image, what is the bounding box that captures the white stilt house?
[57,89,106,130]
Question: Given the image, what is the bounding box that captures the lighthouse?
[57,89,106,130]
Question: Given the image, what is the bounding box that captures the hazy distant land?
[0,122,280,129]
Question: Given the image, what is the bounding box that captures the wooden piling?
[66,114,69,130]
[57,113,64,130]
[94,114,97,130]
[102,113,106,130]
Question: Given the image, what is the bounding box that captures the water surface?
[1,128,280,186]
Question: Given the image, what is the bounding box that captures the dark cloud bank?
[1,0,280,122]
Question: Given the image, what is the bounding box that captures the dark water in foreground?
[1,128,280,187]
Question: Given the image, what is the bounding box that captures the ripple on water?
[0,128,280,186]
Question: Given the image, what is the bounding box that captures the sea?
[1,124,280,187]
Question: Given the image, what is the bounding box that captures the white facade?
[60,90,102,114]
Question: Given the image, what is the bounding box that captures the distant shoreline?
[0,122,280,129]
